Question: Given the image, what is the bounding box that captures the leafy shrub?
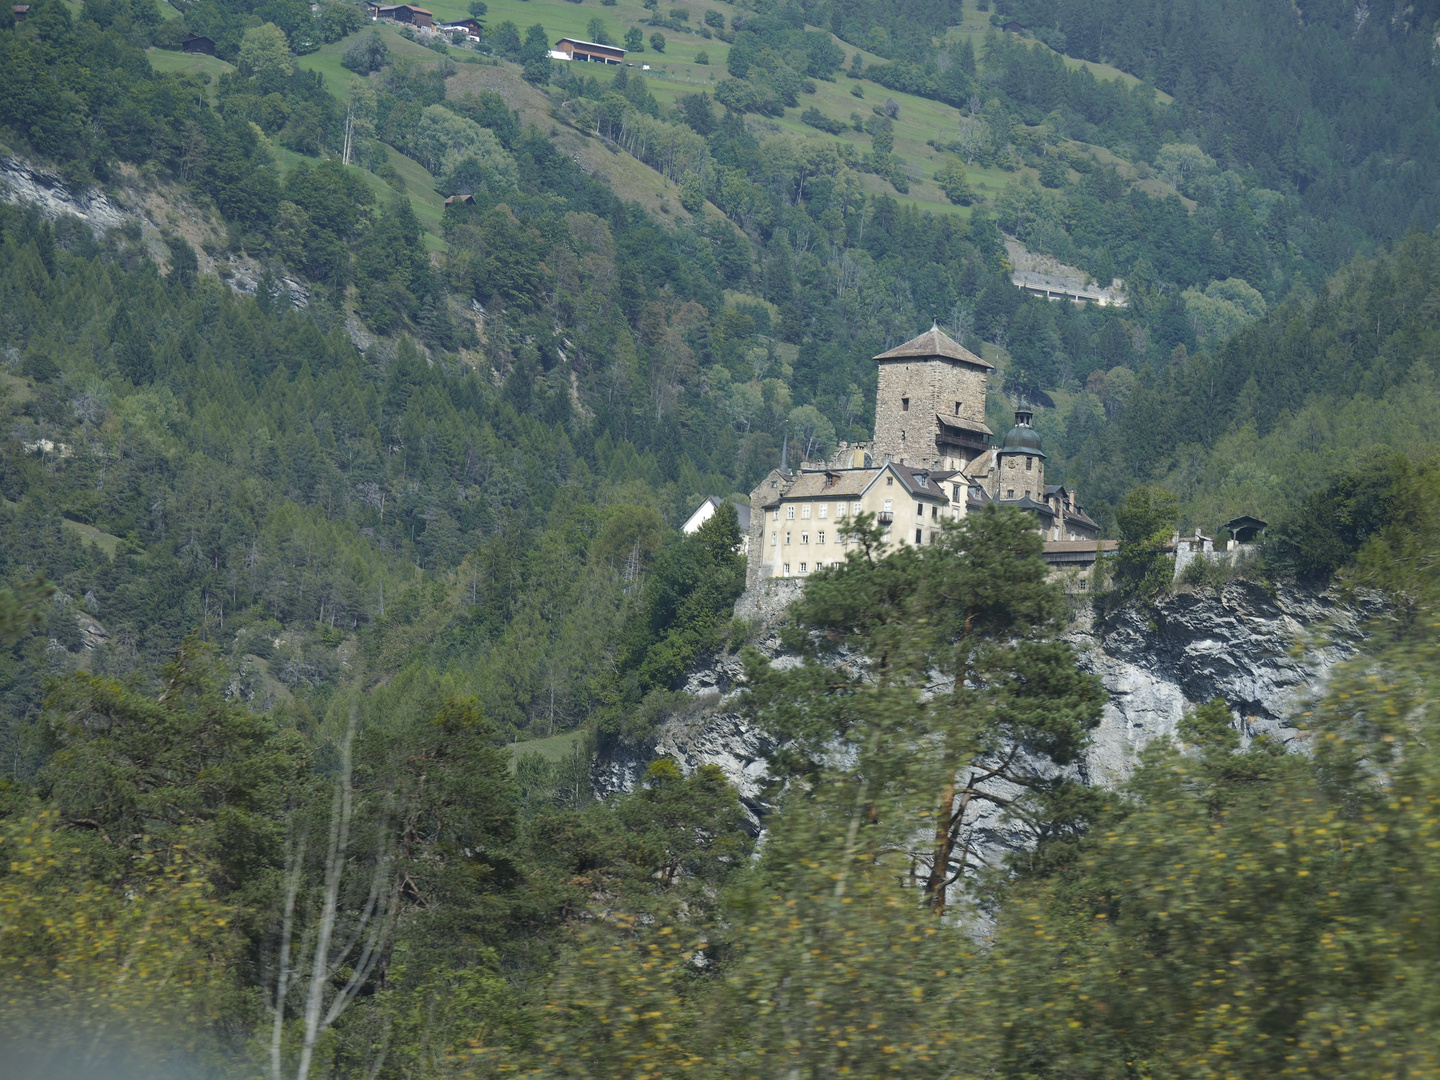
[1110,485,1179,603]
[1038,153,1068,188]
[800,106,845,134]
[341,30,388,74]
[935,157,975,204]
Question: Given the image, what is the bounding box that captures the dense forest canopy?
[2,0,1440,1073]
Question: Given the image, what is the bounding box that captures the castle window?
[786,506,795,519]
[784,563,790,575]
[771,532,777,546]
[953,484,962,500]
[901,397,909,412]
[799,562,807,573]
[915,528,923,544]
[801,532,809,544]
[886,475,893,486]
[883,500,892,512]
[802,505,811,519]
[1026,457,1033,471]
[785,532,791,544]
[931,504,938,517]
[1007,489,1014,499]
[955,401,962,415]
[916,503,923,517]
[853,502,862,514]
[818,530,826,544]
[819,504,828,519]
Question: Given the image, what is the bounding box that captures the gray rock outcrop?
[1072,581,1374,786]
[596,579,1372,815]
[0,158,128,231]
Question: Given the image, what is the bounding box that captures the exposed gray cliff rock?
[596,579,1373,815]
[0,157,308,310]
[1072,581,1374,786]
[0,157,128,231]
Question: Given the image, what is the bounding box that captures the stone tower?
[871,324,994,470]
[992,404,1045,502]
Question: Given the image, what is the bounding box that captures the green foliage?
[237,23,293,83]
[1111,485,1178,601]
[594,503,745,748]
[648,31,665,52]
[0,807,242,1072]
[934,156,975,205]
[752,506,1102,909]
[520,23,551,85]
[585,16,611,45]
[39,638,309,901]
[799,105,845,134]
[1182,276,1267,350]
[3,1,1440,1069]
[1265,454,1413,582]
[341,29,388,74]
[0,577,54,649]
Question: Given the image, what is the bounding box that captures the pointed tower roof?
[872,323,994,370]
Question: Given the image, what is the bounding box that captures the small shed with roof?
[1222,515,1267,547]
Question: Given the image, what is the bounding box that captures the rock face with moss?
[597,579,1374,811]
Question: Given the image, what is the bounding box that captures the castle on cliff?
[745,325,1108,590]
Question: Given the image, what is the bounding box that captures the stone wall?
[995,451,1044,500]
[873,358,989,465]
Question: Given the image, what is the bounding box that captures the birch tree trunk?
[268,704,398,1080]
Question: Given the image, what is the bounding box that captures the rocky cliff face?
[1,156,309,309]
[1071,581,1373,786]
[595,579,1373,816]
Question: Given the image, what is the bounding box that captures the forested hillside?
[3,0,1440,1073]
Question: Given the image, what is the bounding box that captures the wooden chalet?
[12,3,29,20]
[441,16,482,38]
[182,33,218,54]
[365,3,434,28]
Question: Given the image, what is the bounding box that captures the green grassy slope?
[146,48,236,104]
[433,0,1169,217]
[507,728,585,766]
[187,0,1175,250]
